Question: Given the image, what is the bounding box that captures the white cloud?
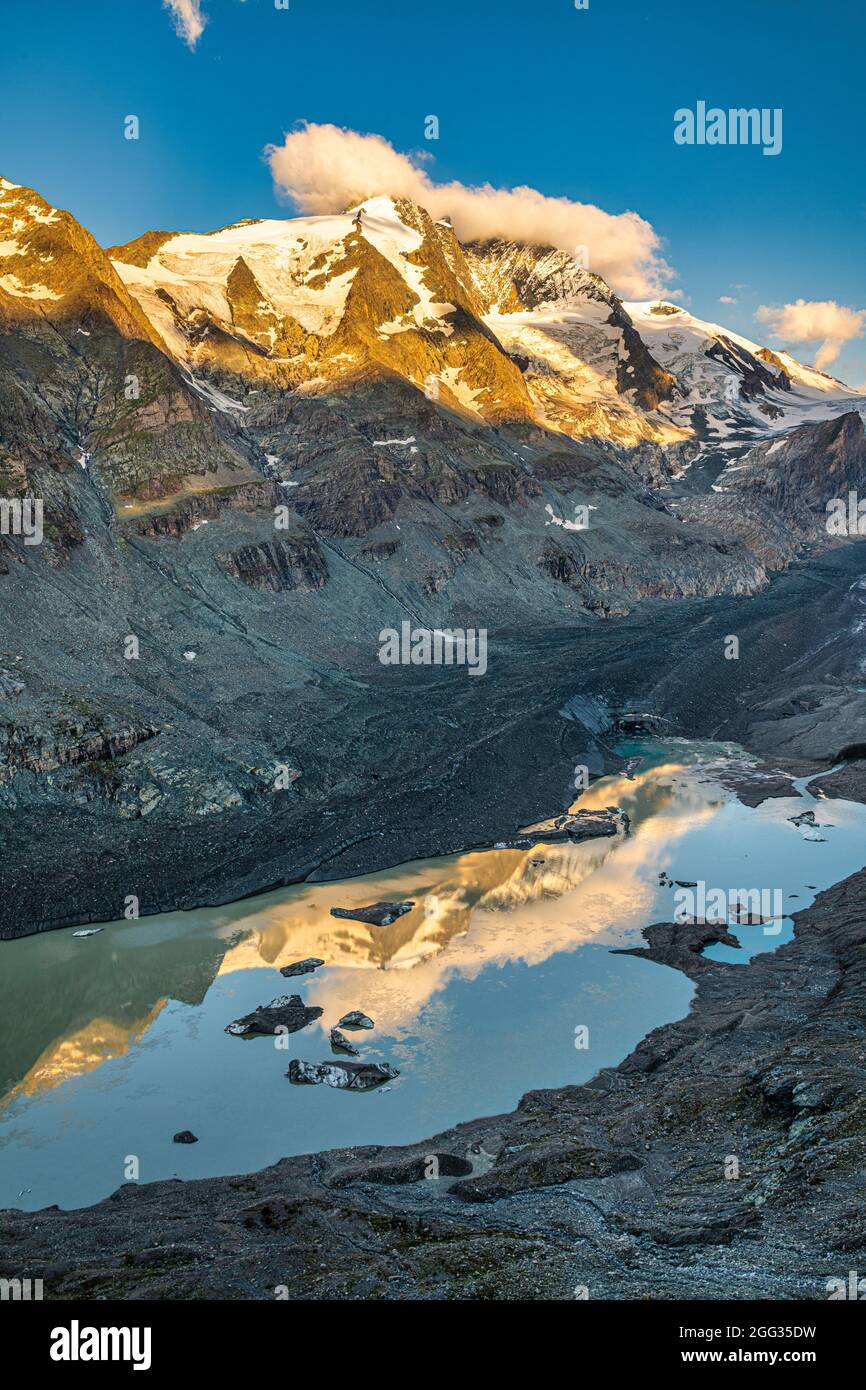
[163,0,207,49]
[719,295,737,304]
[264,122,674,299]
[756,298,866,371]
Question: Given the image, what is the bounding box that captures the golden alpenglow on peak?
[104,193,533,419]
[0,180,166,349]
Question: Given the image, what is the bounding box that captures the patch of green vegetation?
[83,759,118,784]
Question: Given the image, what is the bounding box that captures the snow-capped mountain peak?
[3,176,861,452]
[624,299,863,443]
[107,193,530,421]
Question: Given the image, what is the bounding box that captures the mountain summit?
[108,195,532,423]
[102,191,862,453]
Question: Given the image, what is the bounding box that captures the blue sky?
[4,0,865,383]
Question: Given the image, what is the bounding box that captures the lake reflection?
[1,742,863,1211]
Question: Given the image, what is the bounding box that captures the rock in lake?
[330,1028,360,1056]
[226,994,323,1037]
[564,808,625,840]
[512,808,624,848]
[336,1010,375,1031]
[279,957,325,979]
[789,808,832,836]
[287,1060,399,1091]
[330,901,414,926]
[173,1131,198,1144]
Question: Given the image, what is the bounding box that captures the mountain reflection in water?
[2,743,864,1211]
[1,759,699,1104]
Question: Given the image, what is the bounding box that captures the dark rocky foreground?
[3,834,864,1301]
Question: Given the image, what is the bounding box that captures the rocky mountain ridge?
[104,190,863,451]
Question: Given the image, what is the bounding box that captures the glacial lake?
[1,739,865,1213]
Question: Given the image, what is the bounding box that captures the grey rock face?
[218,536,329,593]
[719,411,866,537]
[0,670,25,698]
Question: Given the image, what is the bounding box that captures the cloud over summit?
[756,298,866,371]
[264,122,674,300]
